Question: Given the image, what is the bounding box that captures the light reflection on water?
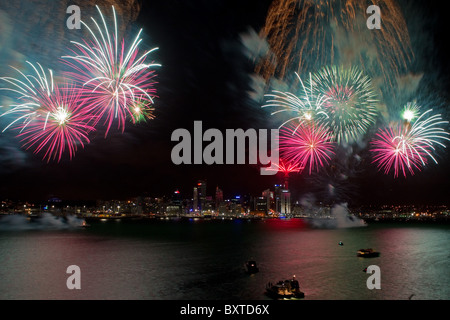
[0,218,449,300]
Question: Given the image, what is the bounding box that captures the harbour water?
[0,217,449,300]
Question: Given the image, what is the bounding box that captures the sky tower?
[277,160,303,190]
[269,160,302,216]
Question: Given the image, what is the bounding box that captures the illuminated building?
[262,189,273,213]
[280,190,291,215]
[197,180,207,212]
[215,186,223,210]
[193,187,198,212]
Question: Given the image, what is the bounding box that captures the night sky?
[0,0,449,206]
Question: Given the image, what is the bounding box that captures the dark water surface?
[0,218,449,300]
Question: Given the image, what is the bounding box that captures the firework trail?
[370,108,450,177]
[256,0,413,93]
[310,66,379,144]
[63,5,160,137]
[262,72,329,128]
[280,123,336,174]
[0,62,94,162]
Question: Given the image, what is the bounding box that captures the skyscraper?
[215,186,223,210]
[197,180,207,212]
[274,184,291,216]
[262,189,274,213]
[280,190,291,215]
[193,187,198,212]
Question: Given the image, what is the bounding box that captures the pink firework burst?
[280,123,335,174]
[1,62,95,162]
[0,62,95,162]
[18,84,95,163]
[63,5,160,137]
[370,125,428,178]
[371,109,449,178]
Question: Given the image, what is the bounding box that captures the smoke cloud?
[305,202,367,229]
[0,213,85,231]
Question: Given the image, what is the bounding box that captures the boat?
[338,241,344,246]
[245,260,259,274]
[357,248,380,258]
[265,277,305,300]
[81,220,90,228]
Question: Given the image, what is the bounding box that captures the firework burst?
[0,62,94,162]
[0,62,54,132]
[275,159,303,176]
[262,72,329,128]
[280,123,335,174]
[310,66,379,144]
[63,5,160,136]
[371,109,450,177]
[264,158,303,189]
[256,0,413,93]
[265,158,303,177]
[130,98,155,124]
[402,101,420,123]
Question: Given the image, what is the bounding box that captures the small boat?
[357,248,380,258]
[338,241,344,246]
[265,276,305,300]
[246,260,259,274]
